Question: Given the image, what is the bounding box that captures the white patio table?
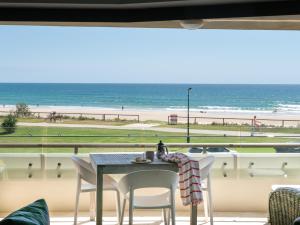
[90,153,198,225]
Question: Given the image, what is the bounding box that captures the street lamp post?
[187,87,192,143]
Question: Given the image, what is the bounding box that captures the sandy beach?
[1,105,300,127]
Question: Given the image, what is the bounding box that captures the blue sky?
[0,25,300,84]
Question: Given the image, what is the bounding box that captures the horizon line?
[0,82,299,85]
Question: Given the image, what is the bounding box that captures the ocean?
[0,83,300,114]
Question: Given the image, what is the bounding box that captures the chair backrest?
[118,170,178,195]
[198,155,215,181]
[71,156,96,185]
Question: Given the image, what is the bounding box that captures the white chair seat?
[103,175,119,190]
[118,170,178,225]
[81,183,96,192]
[72,156,121,225]
[79,174,118,192]
[129,191,171,209]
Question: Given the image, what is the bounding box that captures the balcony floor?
[47,211,268,225]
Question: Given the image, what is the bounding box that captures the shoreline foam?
[1,103,300,114]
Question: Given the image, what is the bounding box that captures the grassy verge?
[0,125,296,153]
[3,117,300,134]
[159,123,300,134]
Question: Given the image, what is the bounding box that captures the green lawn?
[159,123,300,134]
[3,117,300,134]
[0,125,296,153]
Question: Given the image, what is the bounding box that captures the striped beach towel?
[161,153,203,206]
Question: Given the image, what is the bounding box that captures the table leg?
[96,167,103,225]
[190,205,197,225]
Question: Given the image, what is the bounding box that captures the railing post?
[223,118,225,126]
[137,115,140,123]
[102,114,105,121]
[168,116,170,125]
[282,120,285,127]
[74,146,79,154]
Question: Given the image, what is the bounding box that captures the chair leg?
[207,177,214,225]
[171,190,176,225]
[120,198,126,225]
[163,208,170,225]
[162,209,167,225]
[129,189,134,225]
[115,190,121,224]
[167,208,171,225]
[203,190,209,222]
[171,205,176,225]
[90,191,96,221]
[74,176,81,225]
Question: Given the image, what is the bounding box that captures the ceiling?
[0,0,300,30]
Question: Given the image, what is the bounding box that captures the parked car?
[274,145,300,153]
[188,147,233,153]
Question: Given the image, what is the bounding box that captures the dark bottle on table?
[156,140,169,159]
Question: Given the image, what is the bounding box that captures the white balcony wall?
[0,152,299,213]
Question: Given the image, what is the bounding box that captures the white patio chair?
[71,156,121,225]
[118,170,178,225]
[198,155,215,225]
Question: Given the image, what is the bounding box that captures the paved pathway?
[17,122,300,138]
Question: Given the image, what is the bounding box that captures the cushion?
[0,199,49,225]
[294,217,300,225]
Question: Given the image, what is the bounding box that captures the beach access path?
[17,122,300,137]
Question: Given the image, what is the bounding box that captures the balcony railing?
[0,142,299,153]
[0,142,299,213]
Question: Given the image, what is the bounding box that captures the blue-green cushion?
[0,199,49,225]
